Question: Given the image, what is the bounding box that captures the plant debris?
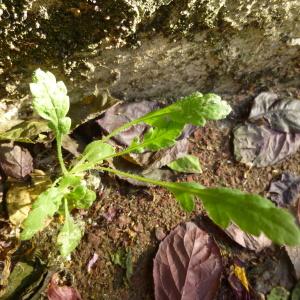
[285,247,300,280]
[228,261,253,299]
[0,120,50,143]
[47,273,82,300]
[69,90,119,131]
[225,224,272,252]
[153,222,222,300]
[96,100,161,146]
[234,92,300,167]
[87,253,99,273]
[268,172,300,208]
[0,143,33,179]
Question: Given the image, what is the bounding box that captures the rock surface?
[0,0,299,104]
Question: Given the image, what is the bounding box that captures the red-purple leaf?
[153,222,222,300]
[0,143,33,179]
[47,273,82,300]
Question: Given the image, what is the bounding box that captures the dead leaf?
[6,170,52,225]
[249,92,300,133]
[0,179,3,204]
[153,222,222,300]
[129,138,189,169]
[234,92,300,167]
[96,100,160,146]
[62,135,81,157]
[0,220,18,298]
[47,273,82,300]
[111,157,176,186]
[234,124,300,167]
[228,260,255,300]
[0,144,33,179]
[251,250,295,294]
[69,89,119,131]
[6,182,32,226]
[225,224,272,252]
[268,172,300,208]
[0,119,50,143]
[285,246,300,280]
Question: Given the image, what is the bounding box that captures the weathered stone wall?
[0,0,299,103]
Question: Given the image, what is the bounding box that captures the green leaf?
[267,287,289,300]
[67,183,96,209]
[99,167,300,245]
[82,141,115,164]
[119,92,231,154]
[20,186,63,240]
[168,184,196,212]
[30,68,71,135]
[142,92,232,127]
[168,155,202,173]
[165,180,300,245]
[131,123,183,152]
[72,141,115,172]
[199,187,300,246]
[57,214,83,257]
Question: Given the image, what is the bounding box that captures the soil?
[2,84,300,300]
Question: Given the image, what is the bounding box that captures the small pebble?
[155,227,166,241]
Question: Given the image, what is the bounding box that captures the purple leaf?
[234,92,300,167]
[268,172,300,207]
[234,124,300,167]
[96,100,160,146]
[153,222,222,300]
[47,273,82,300]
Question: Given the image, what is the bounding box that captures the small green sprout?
[20,69,300,257]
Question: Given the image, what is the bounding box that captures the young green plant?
[20,69,300,257]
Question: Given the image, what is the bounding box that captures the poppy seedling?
[20,69,300,257]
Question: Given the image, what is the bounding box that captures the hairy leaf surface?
[57,214,83,257]
[30,69,71,134]
[82,141,115,164]
[200,187,300,246]
[20,186,63,240]
[72,141,115,173]
[140,92,231,127]
[123,92,231,154]
[67,183,96,209]
[167,182,202,212]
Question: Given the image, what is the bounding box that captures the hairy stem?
[56,133,67,175]
[97,166,203,195]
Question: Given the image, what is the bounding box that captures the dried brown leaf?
[0,143,33,179]
[69,89,119,131]
[225,224,272,252]
[285,246,300,280]
[153,222,222,300]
